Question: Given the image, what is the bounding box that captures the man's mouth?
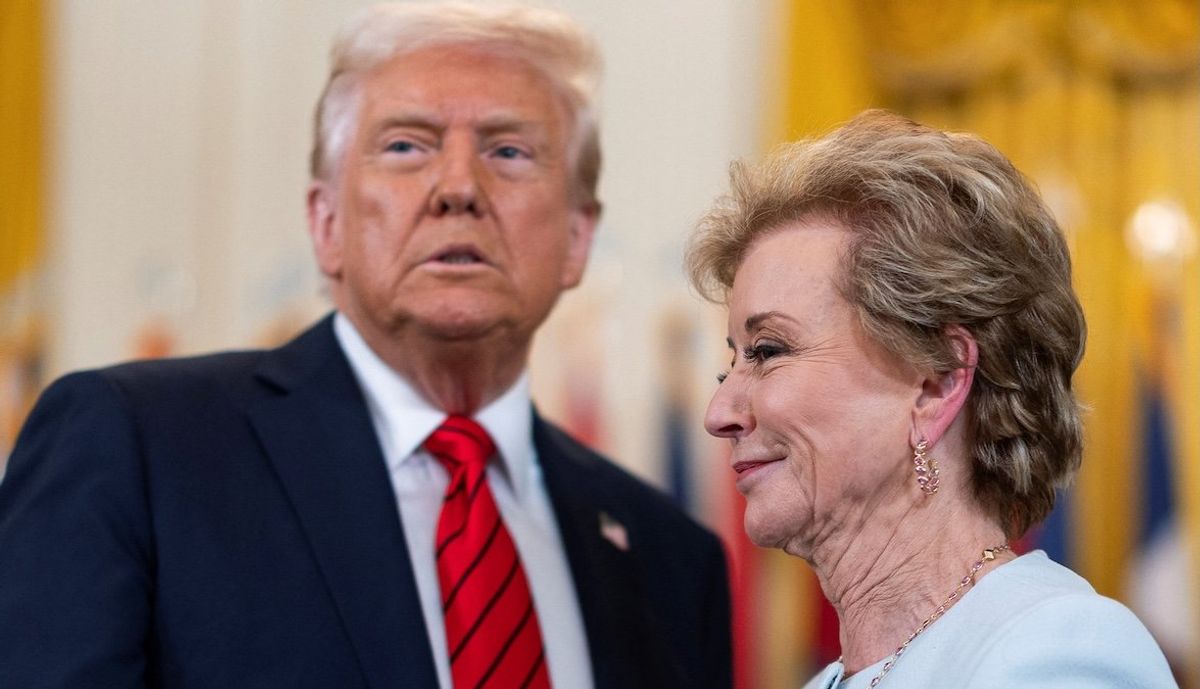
[437,252,482,265]
[429,246,486,266]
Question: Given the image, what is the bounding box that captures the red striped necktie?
[424,415,552,689]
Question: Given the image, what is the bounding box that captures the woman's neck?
[809,495,1012,674]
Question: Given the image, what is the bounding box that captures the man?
[0,3,732,688]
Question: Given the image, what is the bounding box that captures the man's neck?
[342,313,532,416]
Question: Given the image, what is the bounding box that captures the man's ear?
[559,200,601,290]
[911,325,978,447]
[307,180,342,279]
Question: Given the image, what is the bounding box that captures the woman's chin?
[742,507,802,551]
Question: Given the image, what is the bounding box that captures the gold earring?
[913,438,939,495]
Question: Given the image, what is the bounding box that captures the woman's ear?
[910,325,978,447]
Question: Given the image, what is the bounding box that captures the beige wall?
[46,0,771,490]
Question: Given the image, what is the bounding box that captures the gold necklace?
[852,544,1011,688]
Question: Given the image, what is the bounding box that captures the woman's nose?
[703,374,753,439]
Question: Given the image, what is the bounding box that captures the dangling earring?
[913,438,939,495]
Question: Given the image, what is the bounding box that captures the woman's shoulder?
[971,551,1154,638]
[976,549,1095,601]
[934,551,1178,687]
[800,553,1178,689]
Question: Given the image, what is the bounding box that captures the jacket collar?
[248,315,438,689]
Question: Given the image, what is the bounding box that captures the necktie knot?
[424,415,496,469]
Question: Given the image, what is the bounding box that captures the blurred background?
[1,0,1196,687]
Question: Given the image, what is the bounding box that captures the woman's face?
[704,220,920,556]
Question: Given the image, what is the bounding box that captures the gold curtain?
[0,0,44,293]
[769,1,1200,687]
[0,0,46,462]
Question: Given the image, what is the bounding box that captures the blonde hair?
[687,110,1086,538]
[311,1,602,204]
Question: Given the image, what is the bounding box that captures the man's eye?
[385,140,417,153]
[493,145,526,159]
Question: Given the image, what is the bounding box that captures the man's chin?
[406,302,514,343]
[401,290,548,345]
[417,317,505,342]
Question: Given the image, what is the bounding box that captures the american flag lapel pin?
[598,511,629,552]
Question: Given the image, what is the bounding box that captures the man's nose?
[430,142,487,217]
[703,374,753,440]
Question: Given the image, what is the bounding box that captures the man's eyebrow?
[476,113,547,137]
[371,112,444,134]
[368,113,546,140]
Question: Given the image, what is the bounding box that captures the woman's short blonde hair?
[687,110,1086,538]
[311,1,602,205]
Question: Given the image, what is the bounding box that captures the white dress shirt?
[335,314,595,689]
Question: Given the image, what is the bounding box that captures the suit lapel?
[247,318,438,689]
[535,416,673,689]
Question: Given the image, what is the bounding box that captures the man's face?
[308,45,597,347]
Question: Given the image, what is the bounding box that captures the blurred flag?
[663,403,693,511]
[562,373,603,450]
[720,464,762,689]
[131,317,177,360]
[659,308,697,511]
[1124,289,1195,680]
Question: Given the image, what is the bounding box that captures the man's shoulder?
[59,316,337,404]
[76,348,268,401]
[104,347,266,380]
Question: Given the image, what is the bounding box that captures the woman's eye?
[743,342,785,363]
[716,371,729,384]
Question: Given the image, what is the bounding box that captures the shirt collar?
[333,312,535,495]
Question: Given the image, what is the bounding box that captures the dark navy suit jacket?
[0,316,731,689]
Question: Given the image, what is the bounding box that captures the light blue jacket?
[803,551,1177,688]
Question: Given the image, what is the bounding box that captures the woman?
[687,110,1177,688]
